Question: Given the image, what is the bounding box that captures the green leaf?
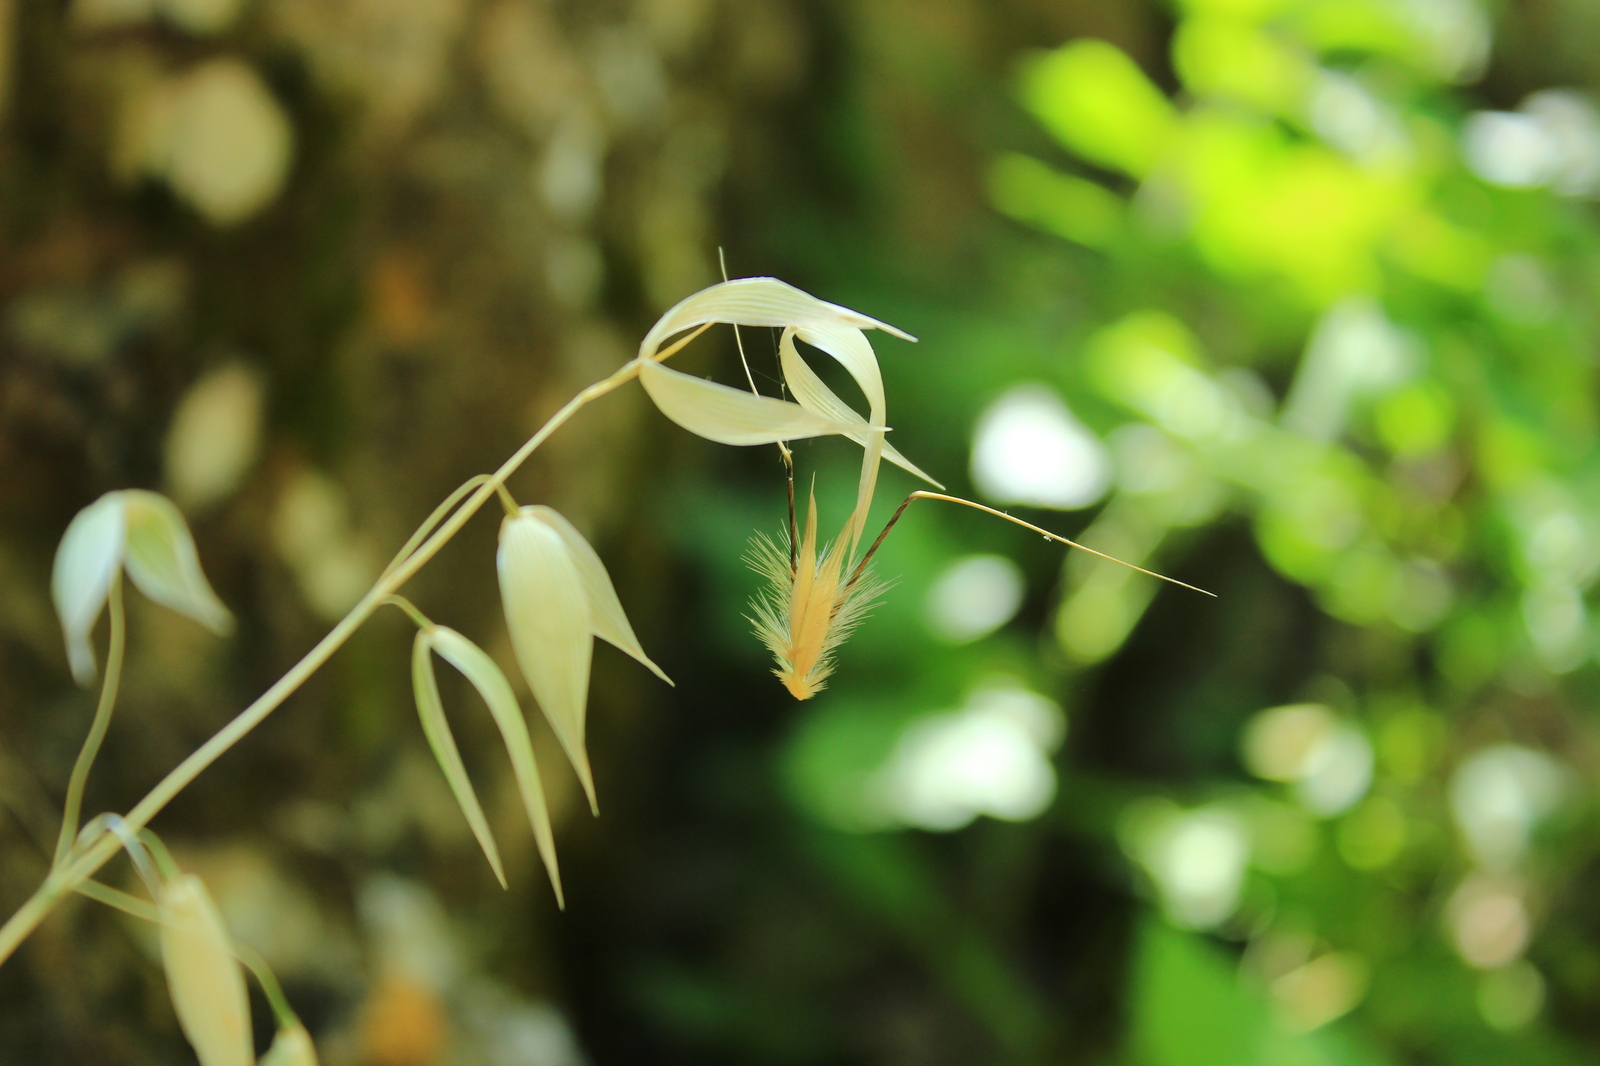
[1018,39,1176,177]
[988,152,1124,250]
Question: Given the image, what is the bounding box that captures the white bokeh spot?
[868,682,1065,831]
[924,554,1026,643]
[970,383,1111,510]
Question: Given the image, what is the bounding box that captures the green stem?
[382,595,434,632]
[495,483,519,516]
[74,879,300,1028]
[74,876,158,922]
[232,939,298,1029]
[55,574,125,865]
[0,355,651,965]
[380,474,490,581]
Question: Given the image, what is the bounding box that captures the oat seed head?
[638,277,915,365]
[498,509,598,812]
[637,358,866,445]
[747,492,888,700]
[777,327,940,488]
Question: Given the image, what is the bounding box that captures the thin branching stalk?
[717,250,797,570]
[495,484,519,516]
[54,574,125,865]
[843,491,1216,598]
[380,474,491,581]
[382,595,433,631]
[0,333,708,963]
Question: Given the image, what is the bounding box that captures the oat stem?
[844,491,1216,598]
[381,474,491,580]
[717,249,797,569]
[0,332,710,965]
[495,484,519,516]
[382,595,434,631]
[74,879,301,1028]
[54,574,125,866]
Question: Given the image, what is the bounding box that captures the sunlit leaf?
[1172,18,1310,112]
[988,152,1124,249]
[1019,39,1176,177]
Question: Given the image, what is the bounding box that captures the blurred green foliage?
[676,0,1600,1062]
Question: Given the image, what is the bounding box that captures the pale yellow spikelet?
[158,873,253,1066]
[52,489,233,685]
[497,503,671,817]
[260,1023,319,1066]
[748,492,886,700]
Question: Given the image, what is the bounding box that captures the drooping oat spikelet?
[260,1023,319,1066]
[411,623,565,906]
[631,277,927,699]
[158,873,253,1066]
[748,492,887,700]
[52,489,233,684]
[498,504,671,815]
[633,277,911,451]
[410,628,508,890]
[637,276,915,364]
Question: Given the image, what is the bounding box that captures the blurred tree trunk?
[0,0,808,1061]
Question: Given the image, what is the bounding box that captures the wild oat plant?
[6,277,1203,1062]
